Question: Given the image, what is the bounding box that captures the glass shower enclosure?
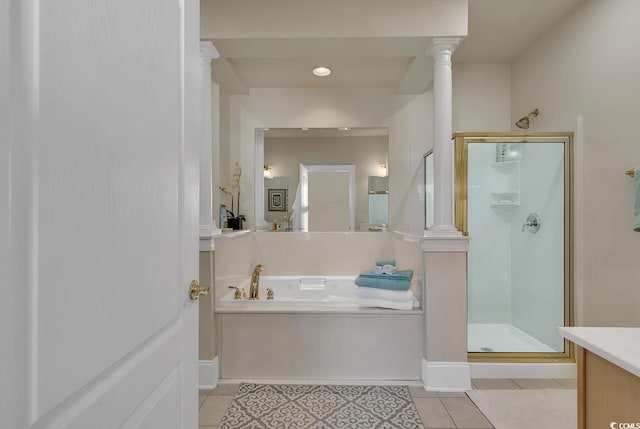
[454,133,573,361]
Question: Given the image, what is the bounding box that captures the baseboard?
[470,362,576,379]
[199,356,219,390]
[422,359,471,391]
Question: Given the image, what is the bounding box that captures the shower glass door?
[454,133,573,360]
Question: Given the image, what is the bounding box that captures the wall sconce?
[379,164,388,177]
[263,164,273,179]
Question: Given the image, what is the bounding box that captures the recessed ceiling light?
[338,127,351,131]
[301,127,309,131]
[313,66,332,77]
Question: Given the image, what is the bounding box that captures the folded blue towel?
[355,276,411,291]
[358,269,413,281]
[635,167,640,232]
[375,259,396,267]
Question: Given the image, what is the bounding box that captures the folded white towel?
[357,297,417,311]
[357,287,414,302]
[381,264,397,275]
[373,264,397,275]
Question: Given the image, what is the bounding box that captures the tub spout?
[249,264,263,299]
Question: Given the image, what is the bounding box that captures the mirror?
[298,164,356,232]
[258,127,389,231]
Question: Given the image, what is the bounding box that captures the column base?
[422,359,471,391]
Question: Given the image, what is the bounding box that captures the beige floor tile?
[210,383,240,396]
[467,389,576,429]
[412,398,456,428]
[554,378,577,389]
[409,386,439,398]
[471,378,520,390]
[199,395,234,426]
[440,397,493,428]
[513,378,564,389]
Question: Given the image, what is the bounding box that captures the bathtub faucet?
[249,264,263,299]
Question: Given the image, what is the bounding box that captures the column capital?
[200,41,220,67]
[426,37,462,57]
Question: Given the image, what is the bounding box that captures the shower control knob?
[522,213,541,234]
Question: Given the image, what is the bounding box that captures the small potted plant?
[219,162,246,230]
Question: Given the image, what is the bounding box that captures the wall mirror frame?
[254,127,389,232]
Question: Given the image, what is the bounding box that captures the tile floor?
[198,378,577,429]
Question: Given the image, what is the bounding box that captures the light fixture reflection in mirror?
[257,127,389,232]
[264,164,273,179]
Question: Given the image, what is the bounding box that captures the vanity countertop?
[559,327,640,378]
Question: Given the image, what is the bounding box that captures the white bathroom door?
[1,1,201,428]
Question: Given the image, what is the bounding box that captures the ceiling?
[203,0,583,95]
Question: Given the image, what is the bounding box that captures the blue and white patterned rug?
[218,383,425,429]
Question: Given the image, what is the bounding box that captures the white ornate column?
[199,41,220,242]
[421,38,470,392]
[427,38,461,236]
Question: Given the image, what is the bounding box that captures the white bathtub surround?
[218,313,422,380]
[422,360,472,392]
[421,236,470,391]
[199,357,219,390]
[427,38,462,236]
[213,232,425,382]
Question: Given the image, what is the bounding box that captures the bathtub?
[217,275,419,311]
[218,276,359,310]
[215,275,423,381]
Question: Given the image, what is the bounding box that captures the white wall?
[228,88,431,232]
[214,85,231,225]
[511,0,640,326]
[453,63,511,132]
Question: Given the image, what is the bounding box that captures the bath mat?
[218,383,425,429]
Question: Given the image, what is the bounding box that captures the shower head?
[515,108,539,129]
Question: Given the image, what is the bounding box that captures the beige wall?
[511,0,640,326]
[453,63,511,132]
[423,251,468,362]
